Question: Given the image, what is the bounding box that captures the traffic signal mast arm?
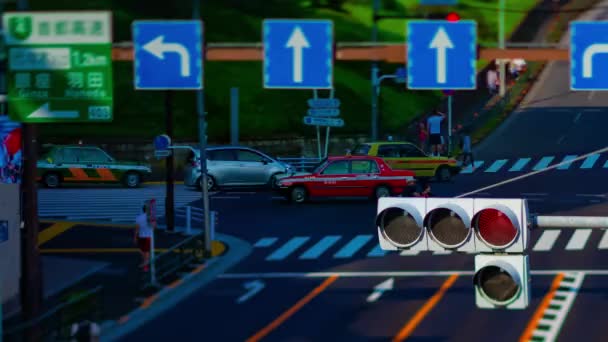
[533,215,608,229]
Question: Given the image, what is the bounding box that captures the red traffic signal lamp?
[446,12,460,22]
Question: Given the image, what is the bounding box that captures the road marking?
[521,192,547,196]
[580,153,600,169]
[598,229,608,249]
[299,235,341,259]
[533,156,554,170]
[333,235,373,258]
[533,230,561,251]
[40,248,170,254]
[400,249,420,256]
[460,161,484,174]
[38,221,76,246]
[556,136,565,144]
[392,275,459,342]
[246,275,338,342]
[509,158,531,171]
[573,112,582,123]
[565,229,592,250]
[520,272,584,342]
[604,159,608,168]
[219,269,608,279]
[254,237,278,248]
[211,196,241,199]
[432,250,452,255]
[367,244,390,257]
[484,159,508,173]
[520,273,564,341]
[266,237,310,261]
[588,91,595,100]
[556,155,577,170]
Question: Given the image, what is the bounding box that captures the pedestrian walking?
[134,203,156,272]
[417,121,428,153]
[487,65,499,95]
[459,127,475,167]
[426,108,446,157]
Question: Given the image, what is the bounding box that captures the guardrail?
[3,286,103,342]
[277,157,322,172]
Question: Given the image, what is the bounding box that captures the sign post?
[306,89,341,158]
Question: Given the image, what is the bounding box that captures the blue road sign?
[303,116,344,127]
[307,108,340,117]
[420,0,458,5]
[133,20,203,90]
[407,20,476,90]
[154,134,171,150]
[307,98,340,108]
[263,19,333,89]
[570,21,608,90]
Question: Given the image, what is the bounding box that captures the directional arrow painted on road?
[429,27,454,84]
[582,43,608,78]
[27,103,78,119]
[143,35,191,77]
[366,277,394,303]
[285,26,310,83]
[236,279,265,304]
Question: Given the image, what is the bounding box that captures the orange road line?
[167,279,183,289]
[37,222,76,246]
[140,294,159,309]
[118,315,130,324]
[247,275,339,342]
[519,273,565,342]
[393,274,459,342]
[191,264,206,274]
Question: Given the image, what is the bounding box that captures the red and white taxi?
[275,155,416,203]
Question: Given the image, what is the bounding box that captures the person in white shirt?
[487,68,498,94]
[426,109,446,157]
[134,204,156,272]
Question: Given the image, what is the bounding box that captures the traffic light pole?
[193,0,212,256]
[534,215,608,229]
[165,90,175,232]
[498,0,506,96]
[370,0,380,141]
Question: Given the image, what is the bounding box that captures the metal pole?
[313,89,321,159]
[498,0,506,96]
[186,206,191,235]
[534,216,608,229]
[193,0,212,255]
[370,0,380,141]
[149,226,157,286]
[324,127,330,157]
[230,87,239,145]
[447,95,452,155]
[165,90,175,232]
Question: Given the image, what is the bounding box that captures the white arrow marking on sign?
[143,35,191,77]
[27,103,78,119]
[236,280,265,303]
[429,27,454,84]
[582,43,608,78]
[285,26,310,83]
[366,277,394,303]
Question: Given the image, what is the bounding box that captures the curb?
[100,233,252,341]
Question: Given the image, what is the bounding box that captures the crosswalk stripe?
[266,237,310,261]
[333,235,373,258]
[556,155,578,170]
[400,249,420,256]
[432,250,452,255]
[565,229,592,250]
[509,158,531,171]
[533,230,561,251]
[532,156,554,171]
[460,161,484,174]
[299,235,341,259]
[485,159,508,172]
[367,244,389,257]
[580,154,600,169]
[254,237,278,248]
[598,229,608,250]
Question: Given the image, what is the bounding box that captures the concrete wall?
[0,183,21,318]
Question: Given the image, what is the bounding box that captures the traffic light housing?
[473,198,530,253]
[474,254,530,309]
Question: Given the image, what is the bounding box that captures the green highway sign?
[3,11,113,123]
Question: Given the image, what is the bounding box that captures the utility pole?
[16,0,43,340]
[165,90,175,232]
[193,0,212,256]
[498,0,506,96]
[370,0,380,141]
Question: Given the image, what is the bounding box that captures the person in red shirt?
[418,121,428,153]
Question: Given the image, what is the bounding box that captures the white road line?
[399,249,420,256]
[521,193,548,196]
[210,196,241,199]
[573,112,582,123]
[588,91,596,100]
[533,230,561,251]
[218,270,608,279]
[565,229,592,250]
[575,193,606,198]
[598,229,608,250]
[557,135,565,144]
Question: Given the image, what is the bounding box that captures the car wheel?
[43,173,61,188]
[268,173,282,189]
[124,172,141,188]
[290,186,307,204]
[435,166,452,182]
[375,185,391,199]
[200,175,216,191]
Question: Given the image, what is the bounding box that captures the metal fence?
[2,286,103,342]
[277,157,322,172]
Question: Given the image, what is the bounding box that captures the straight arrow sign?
[236,280,265,304]
[366,278,394,302]
[429,27,454,84]
[286,26,310,83]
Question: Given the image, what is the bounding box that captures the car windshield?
[311,158,329,173]
[352,144,371,155]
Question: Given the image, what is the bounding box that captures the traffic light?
[474,254,530,309]
[472,198,530,253]
[446,12,460,22]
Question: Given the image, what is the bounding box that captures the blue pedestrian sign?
[307,108,340,117]
[308,98,340,108]
[263,19,333,89]
[570,21,608,90]
[133,20,203,90]
[303,116,344,127]
[154,134,171,150]
[407,20,477,90]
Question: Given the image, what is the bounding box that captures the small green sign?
[3,11,113,123]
